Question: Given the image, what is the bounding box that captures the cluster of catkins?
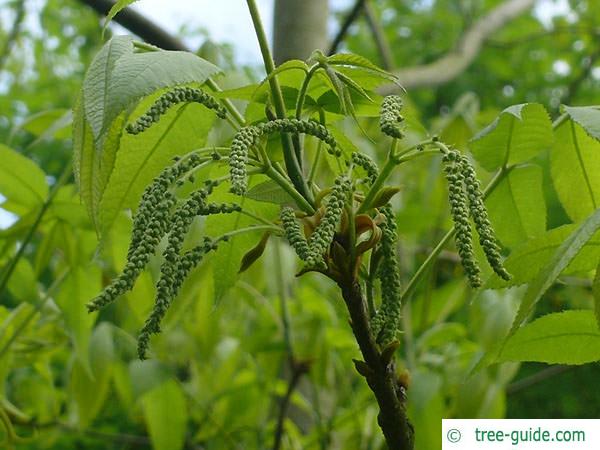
[87,153,241,359]
[126,86,227,135]
[230,118,340,195]
[280,175,352,269]
[442,149,511,287]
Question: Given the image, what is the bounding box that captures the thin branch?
[562,48,600,105]
[486,25,600,49]
[363,1,393,70]
[383,0,536,91]
[507,365,573,395]
[78,0,188,50]
[339,278,414,449]
[272,361,310,450]
[0,0,26,73]
[328,0,366,55]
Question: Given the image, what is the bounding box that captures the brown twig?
[78,0,189,51]
[562,48,600,105]
[0,0,26,73]
[384,0,536,91]
[339,278,414,449]
[507,365,573,395]
[363,1,393,70]
[272,360,311,450]
[328,0,367,55]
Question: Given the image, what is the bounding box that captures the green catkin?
[229,125,261,195]
[137,188,240,359]
[128,154,204,258]
[370,205,402,344]
[88,155,207,312]
[229,118,340,195]
[306,175,352,268]
[137,237,219,359]
[280,207,310,260]
[459,155,511,281]
[351,152,379,184]
[126,87,227,135]
[379,95,404,139]
[87,193,174,312]
[442,150,482,288]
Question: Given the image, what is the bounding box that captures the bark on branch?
[339,278,414,450]
[78,0,190,51]
[384,0,536,92]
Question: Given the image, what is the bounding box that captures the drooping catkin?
[370,204,402,344]
[136,185,240,359]
[137,237,219,359]
[229,125,262,195]
[229,119,340,195]
[306,175,352,268]
[442,149,482,288]
[351,152,379,184]
[379,95,404,139]
[128,154,204,258]
[126,87,227,135]
[280,207,310,261]
[87,192,175,312]
[87,155,210,313]
[459,155,511,281]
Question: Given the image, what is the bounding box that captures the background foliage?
[1,1,600,449]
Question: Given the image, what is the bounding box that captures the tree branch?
[339,278,414,449]
[363,1,393,70]
[0,0,26,73]
[328,0,366,55]
[383,0,536,92]
[77,0,190,51]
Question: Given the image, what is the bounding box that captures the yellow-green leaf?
[499,311,600,365]
[470,103,552,171]
[551,119,600,221]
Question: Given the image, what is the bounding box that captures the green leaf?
[239,232,271,274]
[326,53,394,77]
[142,379,188,450]
[470,103,553,171]
[56,267,100,368]
[72,93,98,226]
[6,259,38,303]
[551,119,600,221]
[485,165,546,247]
[129,360,172,399]
[259,59,308,89]
[0,144,48,210]
[509,207,600,335]
[70,323,114,427]
[245,180,296,206]
[19,109,72,141]
[371,186,402,208]
[564,105,600,141]
[83,35,133,143]
[103,50,220,136]
[593,262,600,329]
[499,311,600,365]
[98,100,215,234]
[487,224,600,288]
[102,1,140,35]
